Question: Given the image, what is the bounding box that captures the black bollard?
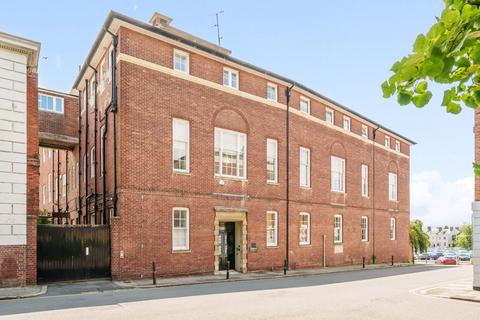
[152,261,157,285]
[226,261,230,280]
[391,255,394,266]
[284,259,288,275]
[362,257,365,269]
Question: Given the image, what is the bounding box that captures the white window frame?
[326,108,334,124]
[331,156,346,193]
[385,136,390,148]
[299,96,310,114]
[49,149,51,159]
[42,185,46,205]
[343,116,351,131]
[223,67,239,90]
[108,46,113,81]
[172,207,190,251]
[38,93,64,114]
[395,140,401,152]
[361,216,368,242]
[266,138,278,183]
[388,172,398,201]
[214,127,247,179]
[266,211,278,247]
[267,83,278,102]
[390,217,396,240]
[62,173,66,197]
[82,90,86,113]
[42,148,45,163]
[173,49,190,74]
[299,212,311,245]
[48,173,52,202]
[173,118,190,173]
[334,214,343,243]
[361,124,368,138]
[90,147,95,178]
[299,147,311,188]
[361,164,369,198]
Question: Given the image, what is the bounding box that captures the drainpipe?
[102,110,108,224]
[372,126,380,263]
[105,28,118,217]
[88,65,98,224]
[65,150,69,222]
[85,78,89,224]
[51,149,55,217]
[56,149,60,220]
[285,83,295,272]
[77,92,82,224]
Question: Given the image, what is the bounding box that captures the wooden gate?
[37,225,111,283]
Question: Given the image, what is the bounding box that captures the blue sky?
[0,1,473,225]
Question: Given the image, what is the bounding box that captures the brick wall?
[75,23,412,280]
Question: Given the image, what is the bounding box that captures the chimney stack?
[149,12,173,28]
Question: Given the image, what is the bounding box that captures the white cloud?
[133,4,138,11]
[411,170,473,227]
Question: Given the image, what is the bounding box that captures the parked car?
[430,251,444,260]
[436,254,457,265]
[456,250,471,261]
[417,252,431,260]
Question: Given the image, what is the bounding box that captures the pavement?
[115,262,412,288]
[414,277,480,303]
[0,264,476,319]
[0,262,409,300]
[0,286,46,300]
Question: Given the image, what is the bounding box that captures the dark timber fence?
[37,224,110,283]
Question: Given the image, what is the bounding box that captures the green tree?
[455,223,473,249]
[410,220,430,254]
[382,0,480,113]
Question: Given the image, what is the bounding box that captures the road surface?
[0,265,478,319]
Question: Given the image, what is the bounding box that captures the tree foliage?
[454,223,473,249]
[383,0,480,114]
[409,220,430,253]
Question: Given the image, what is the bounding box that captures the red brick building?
[37,88,79,224]
[64,11,415,280]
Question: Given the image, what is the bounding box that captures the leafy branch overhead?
[382,0,480,114]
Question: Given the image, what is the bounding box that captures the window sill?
[299,243,311,247]
[173,171,191,176]
[299,186,311,190]
[267,181,279,186]
[331,190,346,194]
[172,249,191,254]
[334,242,343,245]
[215,175,248,182]
[362,196,370,199]
[361,240,369,244]
[266,245,279,249]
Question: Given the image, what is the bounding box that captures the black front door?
[219,222,235,270]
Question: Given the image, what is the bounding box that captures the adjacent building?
[68,11,414,279]
[426,226,460,250]
[0,32,40,287]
